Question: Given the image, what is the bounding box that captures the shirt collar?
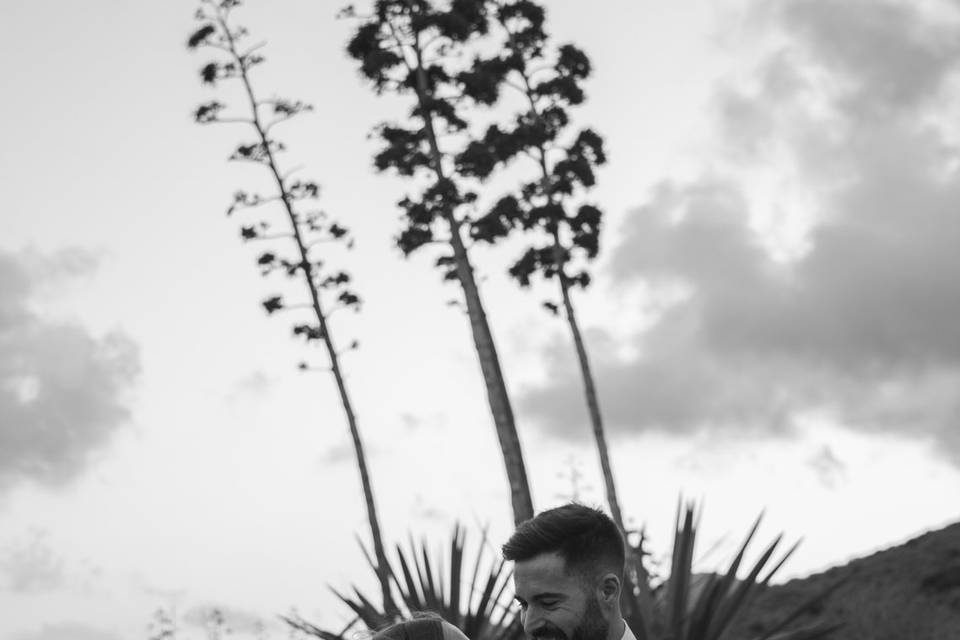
[619,619,638,640]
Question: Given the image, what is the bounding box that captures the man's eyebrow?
[513,591,566,603]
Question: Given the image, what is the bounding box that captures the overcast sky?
[2,1,959,639]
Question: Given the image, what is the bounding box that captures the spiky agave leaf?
[296,525,521,640]
[468,556,511,637]
[664,502,697,638]
[462,525,490,634]
[473,558,516,639]
[414,534,442,613]
[704,533,788,640]
[691,512,767,640]
[447,524,466,626]
[330,584,389,630]
[281,614,349,640]
[393,541,427,612]
[639,501,841,640]
[685,574,724,639]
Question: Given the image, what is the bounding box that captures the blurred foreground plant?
[626,501,844,640]
[147,607,178,640]
[285,524,523,640]
[287,508,841,640]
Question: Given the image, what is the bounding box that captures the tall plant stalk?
[187,0,396,615]
[496,0,623,533]
[345,0,534,524]
[449,1,656,630]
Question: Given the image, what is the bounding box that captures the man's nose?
[522,608,542,637]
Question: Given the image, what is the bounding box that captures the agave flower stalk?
[187,0,397,616]
[448,0,653,632]
[344,0,534,525]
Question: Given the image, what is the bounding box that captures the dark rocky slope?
[728,520,960,640]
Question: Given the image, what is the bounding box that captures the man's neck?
[608,616,626,640]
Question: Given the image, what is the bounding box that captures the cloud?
[0,529,63,593]
[775,0,960,115]
[518,0,960,462]
[318,437,386,466]
[318,441,359,466]
[224,369,272,404]
[233,370,271,395]
[12,623,120,640]
[131,574,187,603]
[400,412,422,431]
[411,493,447,522]
[182,603,276,636]
[808,445,847,489]
[0,248,140,492]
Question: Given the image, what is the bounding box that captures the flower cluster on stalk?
[344,0,606,307]
[188,0,361,364]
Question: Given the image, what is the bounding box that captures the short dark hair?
[502,503,625,580]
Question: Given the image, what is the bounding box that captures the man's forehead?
[512,552,581,595]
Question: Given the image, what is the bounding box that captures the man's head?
[502,504,626,640]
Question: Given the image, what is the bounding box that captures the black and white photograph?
[1,1,959,638]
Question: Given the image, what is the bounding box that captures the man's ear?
[597,572,621,605]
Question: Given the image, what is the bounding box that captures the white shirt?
[619,619,638,640]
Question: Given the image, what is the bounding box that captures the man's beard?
[530,597,609,640]
[571,596,610,640]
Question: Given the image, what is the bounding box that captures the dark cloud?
[0,249,140,491]
[518,0,960,461]
[778,0,960,114]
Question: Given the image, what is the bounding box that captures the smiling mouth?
[531,630,567,640]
